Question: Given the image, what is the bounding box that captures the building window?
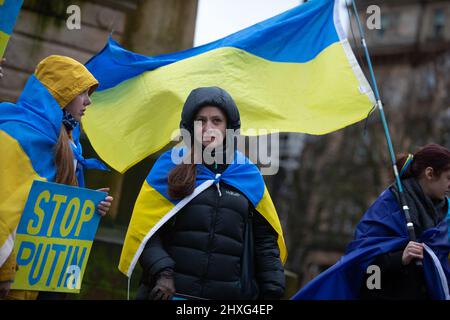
[433,9,445,39]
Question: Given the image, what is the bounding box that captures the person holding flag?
[293,143,450,300]
[120,87,286,300]
[0,55,114,299]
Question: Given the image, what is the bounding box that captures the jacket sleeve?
[253,211,285,299]
[139,226,175,280]
[0,251,17,282]
[372,249,404,273]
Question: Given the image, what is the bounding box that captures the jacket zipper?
[201,185,221,296]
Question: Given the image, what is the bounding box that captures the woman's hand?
[0,281,11,299]
[0,58,5,79]
[97,187,113,216]
[402,241,424,265]
[149,269,176,300]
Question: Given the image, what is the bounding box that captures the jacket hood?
[180,87,241,133]
[35,55,98,108]
[0,74,107,183]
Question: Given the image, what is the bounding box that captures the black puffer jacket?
[137,165,285,300]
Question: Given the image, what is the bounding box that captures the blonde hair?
[54,125,78,186]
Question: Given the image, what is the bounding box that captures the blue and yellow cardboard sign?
[10,180,105,293]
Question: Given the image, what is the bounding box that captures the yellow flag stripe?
[0,31,10,58]
[0,130,44,265]
[256,187,287,264]
[118,181,174,276]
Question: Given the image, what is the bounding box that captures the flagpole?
[349,0,418,243]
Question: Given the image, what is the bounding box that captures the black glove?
[149,268,176,300]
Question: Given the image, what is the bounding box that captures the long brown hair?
[168,150,197,199]
[396,143,450,179]
[54,125,78,186]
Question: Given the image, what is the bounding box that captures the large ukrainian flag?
[119,147,286,277]
[84,0,375,173]
[0,0,23,58]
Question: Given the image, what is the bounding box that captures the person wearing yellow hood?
[0,55,113,299]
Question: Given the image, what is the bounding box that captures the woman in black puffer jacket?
[136,87,285,300]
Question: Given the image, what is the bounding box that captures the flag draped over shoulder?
[292,190,450,300]
[0,76,105,267]
[0,0,23,57]
[0,76,56,266]
[84,0,375,173]
[119,147,287,277]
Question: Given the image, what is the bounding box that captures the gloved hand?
[0,281,11,299]
[149,268,175,300]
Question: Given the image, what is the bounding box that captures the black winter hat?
[180,87,241,134]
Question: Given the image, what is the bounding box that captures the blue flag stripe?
[87,0,340,91]
[0,0,24,35]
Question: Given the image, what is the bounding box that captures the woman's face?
[420,167,450,201]
[64,90,91,122]
[193,106,227,148]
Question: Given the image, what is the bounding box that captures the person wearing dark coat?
[360,144,450,299]
[123,87,286,300]
[293,143,450,300]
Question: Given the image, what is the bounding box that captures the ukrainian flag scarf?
[119,147,287,277]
